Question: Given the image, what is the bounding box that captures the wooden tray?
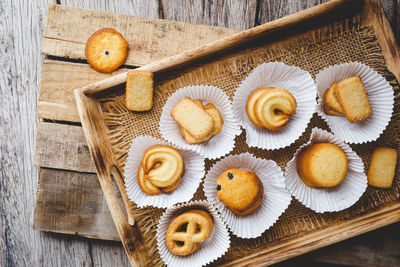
[74,0,400,266]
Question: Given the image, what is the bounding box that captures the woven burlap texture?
[100,15,400,266]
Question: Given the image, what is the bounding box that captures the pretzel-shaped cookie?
[165,210,213,256]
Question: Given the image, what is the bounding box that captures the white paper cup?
[156,200,230,267]
[124,136,205,208]
[232,62,317,150]
[285,128,367,213]
[159,85,241,159]
[316,62,394,144]
[203,153,292,238]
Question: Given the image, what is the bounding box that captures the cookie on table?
[297,143,348,188]
[216,168,263,216]
[85,28,128,73]
[368,147,398,188]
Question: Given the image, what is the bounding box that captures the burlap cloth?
[100,15,399,266]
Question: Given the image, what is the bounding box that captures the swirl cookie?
[138,145,184,195]
[216,168,263,216]
[165,210,213,256]
[297,143,348,188]
[85,28,128,73]
[246,87,297,130]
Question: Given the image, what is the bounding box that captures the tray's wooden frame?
[74,0,400,265]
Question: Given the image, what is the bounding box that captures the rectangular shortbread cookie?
[324,82,344,115]
[171,97,214,139]
[368,147,398,188]
[335,76,372,122]
[125,70,154,111]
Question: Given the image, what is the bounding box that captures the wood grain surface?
[1,0,399,266]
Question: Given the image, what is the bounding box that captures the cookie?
[125,70,154,111]
[323,82,344,115]
[137,145,184,195]
[178,102,223,144]
[297,143,348,188]
[367,147,398,188]
[85,28,128,73]
[254,88,297,130]
[137,165,161,195]
[141,145,184,188]
[246,88,271,129]
[204,103,223,135]
[171,97,214,140]
[216,168,263,216]
[165,210,213,256]
[335,76,372,123]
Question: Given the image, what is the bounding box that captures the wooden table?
[1,0,399,266]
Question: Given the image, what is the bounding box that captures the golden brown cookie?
[138,145,184,195]
[297,143,348,188]
[171,97,214,140]
[367,147,398,188]
[323,82,344,115]
[254,88,297,130]
[246,88,296,130]
[177,100,223,144]
[246,88,271,129]
[335,76,372,123]
[165,210,213,256]
[85,28,128,73]
[216,168,263,216]
[137,166,161,195]
[125,70,154,111]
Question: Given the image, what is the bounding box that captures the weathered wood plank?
[0,0,94,266]
[161,0,258,30]
[258,0,330,24]
[38,60,128,122]
[60,0,160,19]
[33,168,119,241]
[42,4,239,67]
[35,121,95,173]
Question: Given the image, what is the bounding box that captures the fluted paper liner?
[160,85,241,159]
[232,62,317,150]
[285,128,368,213]
[316,62,394,144]
[156,200,230,267]
[204,153,292,238]
[124,136,205,208]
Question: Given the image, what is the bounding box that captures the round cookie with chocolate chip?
[216,168,263,216]
[85,28,128,73]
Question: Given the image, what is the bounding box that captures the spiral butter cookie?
[165,210,213,256]
[246,88,297,130]
[216,168,263,216]
[85,28,128,73]
[138,145,184,195]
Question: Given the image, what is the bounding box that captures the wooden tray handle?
[96,164,153,266]
[110,165,135,226]
[75,89,153,266]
